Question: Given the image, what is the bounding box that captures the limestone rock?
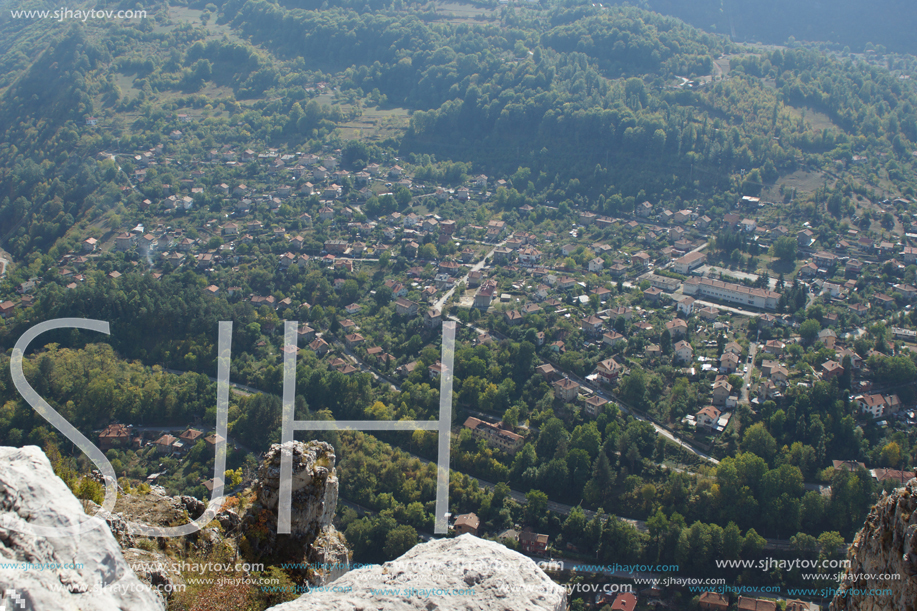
[180,495,206,520]
[255,440,338,537]
[82,500,136,549]
[216,508,240,531]
[830,478,917,611]
[242,441,349,585]
[267,534,566,611]
[308,525,350,586]
[112,489,188,530]
[0,446,164,611]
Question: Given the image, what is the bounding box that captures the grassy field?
[336,106,412,141]
[784,105,839,133]
[165,82,237,106]
[431,1,498,24]
[156,6,242,43]
[111,71,142,102]
[711,56,731,79]
[761,168,832,200]
[311,92,412,141]
[763,253,800,276]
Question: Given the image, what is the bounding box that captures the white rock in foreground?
[0,446,164,611]
[268,533,566,611]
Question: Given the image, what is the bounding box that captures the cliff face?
[0,446,165,611]
[830,478,917,611]
[267,533,567,611]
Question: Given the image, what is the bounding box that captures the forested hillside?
[4,0,917,263]
[640,0,917,55]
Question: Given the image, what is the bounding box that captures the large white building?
[672,251,706,275]
[683,277,781,310]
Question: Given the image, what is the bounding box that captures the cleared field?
[435,1,497,16]
[153,6,244,43]
[313,93,337,106]
[712,56,731,79]
[762,253,800,276]
[162,81,237,105]
[761,168,831,200]
[111,72,142,102]
[336,106,411,141]
[784,105,839,132]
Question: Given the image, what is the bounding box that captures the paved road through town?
[433,239,507,312]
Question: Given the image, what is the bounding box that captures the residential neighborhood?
[2,134,916,611]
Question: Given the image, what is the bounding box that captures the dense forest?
[636,0,917,56]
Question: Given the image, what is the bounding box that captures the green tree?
[742,528,766,557]
[566,448,592,497]
[659,330,672,354]
[493,482,510,507]
[525,489,548,525]
[722,522,743,560]
[384,524,418,558]
[503,405,519,429]
[800,319,821,345]
[741,423,777,463]
[619,368,648,409]
[395,186,412,207]
[510,443,538,482]
[539,458,570,497]
[536,418,569,459]
[790,532,818,554]
[817,531,845,556]
[562,506,587,544]
[646,510,669,560]
[771,236,797,265]
[419,243,438,260]
[570,422,601,459]
[879,441,901,467]
[75,478,104,504]
[583,452,615,508]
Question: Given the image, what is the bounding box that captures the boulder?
[180,495,206,520]
[0,446,164,611]
[267,534,566,611]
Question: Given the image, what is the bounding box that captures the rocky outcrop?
[255,440,339,536]
[830,478,917,611]
[82,502,136,549]
[267,534,566,611]
[243,441,349,584]
[83,485,237,576]
[0,446,165,611]
[307,525,350,586]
